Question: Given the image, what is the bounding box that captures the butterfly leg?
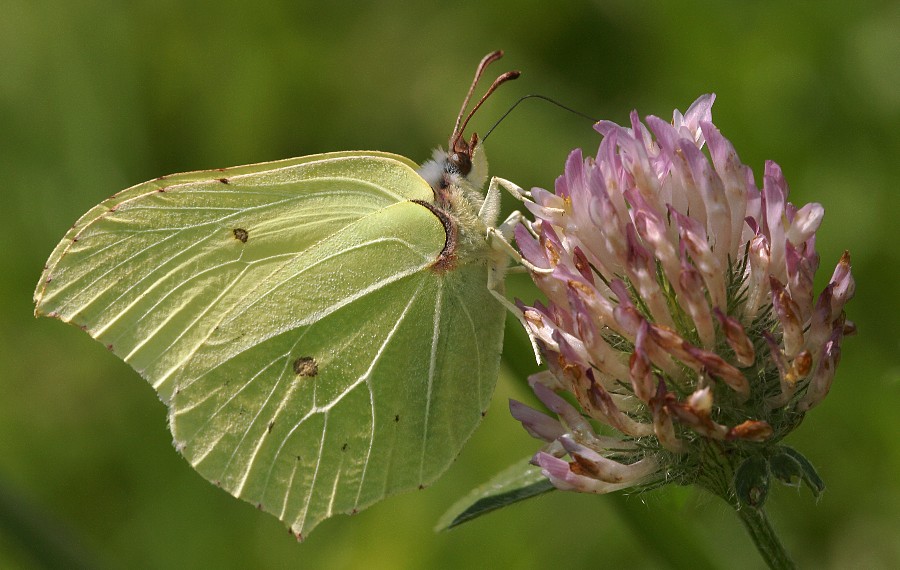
[486,176,532,204]
[486,177,565,241]
[478,176,531,222]
[485,254,543,365]
[477,176,532,229]
[487,216,553,276]
[484,224,544,363]
[481,176,548,362]
[480,175,550,275]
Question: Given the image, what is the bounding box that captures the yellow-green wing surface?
[34,152,505,538]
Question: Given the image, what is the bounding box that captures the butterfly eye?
[448,151,470,177]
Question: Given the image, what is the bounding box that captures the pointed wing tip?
[286,524,306,542]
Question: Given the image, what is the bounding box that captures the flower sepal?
[732,445,825,511]
[734,455,771,508]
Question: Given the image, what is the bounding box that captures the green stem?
[735,506,796,570]
[691,441,796,569]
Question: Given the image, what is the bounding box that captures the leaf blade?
[436,457,554,531]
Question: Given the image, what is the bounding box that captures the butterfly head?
[419,135,488,197]
[419,51,518,200]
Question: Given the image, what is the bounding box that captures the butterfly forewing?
[35,154,432,396]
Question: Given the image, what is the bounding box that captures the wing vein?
[418,279,444,482]
[351,278,428,504]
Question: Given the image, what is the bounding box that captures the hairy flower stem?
[735,506,796,570]
[693,441,795,569]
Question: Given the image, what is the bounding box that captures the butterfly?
[33,50,535,539]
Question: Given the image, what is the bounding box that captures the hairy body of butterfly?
[34,52,533,539]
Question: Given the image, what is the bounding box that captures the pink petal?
[786,202,824,246]
[509,399,566,442]
[677,93,716,145]
[770,276,805,359]
[829,251,855,315]
[797,323,844,412]
[560,436,660,483]
[713,308,756,367]
[762,161,789,282]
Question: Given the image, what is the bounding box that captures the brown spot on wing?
[293,356,318,377]
[233,228,249,243]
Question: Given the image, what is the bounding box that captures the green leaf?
[734,455,770,508]
[436,457,555,531]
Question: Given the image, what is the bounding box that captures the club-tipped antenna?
[452,51,503,140]
[482,94,600,142]
[451,51,521,152]
[454,71,521,148]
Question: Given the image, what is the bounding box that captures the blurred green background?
[2,0,898,568]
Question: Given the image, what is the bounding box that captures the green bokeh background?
[2,1,898,568]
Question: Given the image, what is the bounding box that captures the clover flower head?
[511,94,855,500]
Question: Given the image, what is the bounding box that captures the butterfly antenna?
[452,51,504,144]
[454,71,521,149]
[450,51,521,152]
[482,94,600,142]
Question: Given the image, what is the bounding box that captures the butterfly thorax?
[417,145,497,271]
